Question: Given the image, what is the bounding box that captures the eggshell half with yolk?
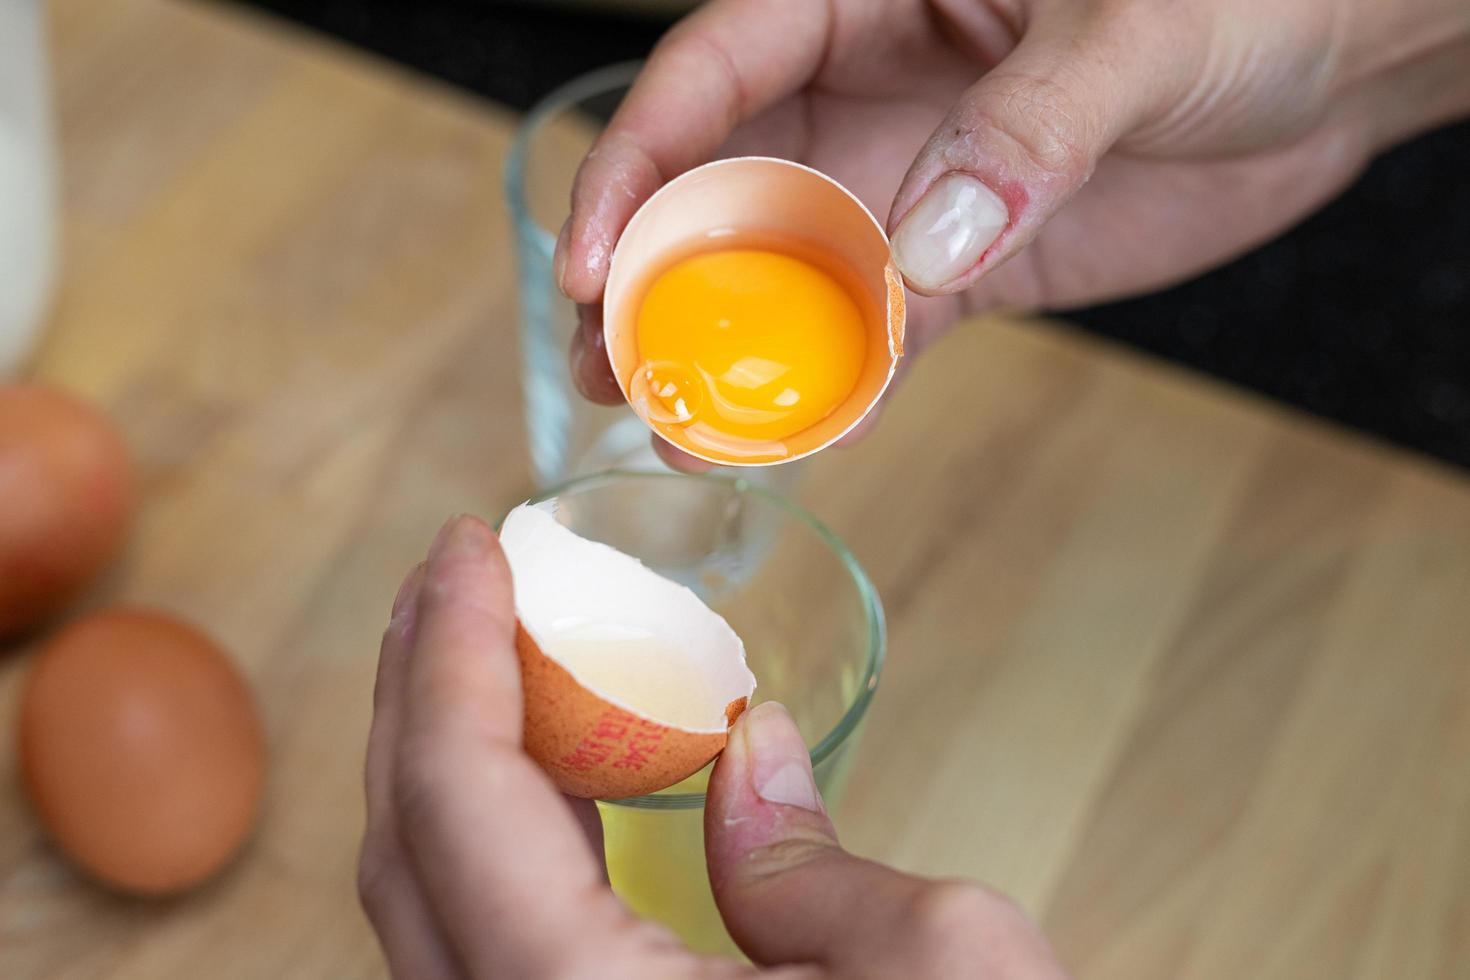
[603,157,906,466]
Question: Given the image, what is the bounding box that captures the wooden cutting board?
[2,1,1467,977]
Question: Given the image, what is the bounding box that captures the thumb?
[889,8,1176,295]
[705,703,1069,977]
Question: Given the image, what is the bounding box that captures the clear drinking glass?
[519,471,885,956]
[506,64,638,486]
[504,65,801,497]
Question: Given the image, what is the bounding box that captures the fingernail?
[743,702,822,813]
[892,173,1008,290]
[391,562,426,620]
[427,514,486,564]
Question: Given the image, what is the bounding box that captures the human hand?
[359,514,1071,978]
[560,0,1470,469]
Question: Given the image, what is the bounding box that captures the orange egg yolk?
[634,248,868,442]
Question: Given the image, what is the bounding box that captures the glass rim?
[511,468,886,810]
[503,61,644,254]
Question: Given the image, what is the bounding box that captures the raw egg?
[0,384,134,639]
[636,246,869,442]
[604,158,905,465]
[500,500,755,799]
[19,608,265,896]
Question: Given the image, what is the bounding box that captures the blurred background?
[234,0,1470,469]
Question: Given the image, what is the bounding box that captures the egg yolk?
[634,247,868,442]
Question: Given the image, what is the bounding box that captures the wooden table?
[3,1,1468,977]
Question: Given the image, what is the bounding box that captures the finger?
[652,435,715,474]
[706,703,1069,978]
[571,304,627,405]
[360,562,465,980]
[835,405,884,448]
[359,856,466,980]
[395,516,644,977]
[888,4,1191,295]
[560,0,833,302]
[564,792,610,882]
[705,701,902,969]
[367,563,427,834]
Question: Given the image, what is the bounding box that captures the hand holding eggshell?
[362,515,1072,979]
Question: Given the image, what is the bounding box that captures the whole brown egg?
[19,608,266,895]
[0,384,134,638]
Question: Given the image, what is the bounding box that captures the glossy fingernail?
[743,702,822,813]
[652,436,714,474]
[391,562,426,621]
[892,173,1008,290]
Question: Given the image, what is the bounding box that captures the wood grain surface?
[2,1,1467,977]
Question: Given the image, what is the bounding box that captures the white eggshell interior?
[500,500,755,733]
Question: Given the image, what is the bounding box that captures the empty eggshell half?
[500,500,755,799]
[603,157,906,466]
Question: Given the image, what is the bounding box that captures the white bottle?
[0,0,57,377]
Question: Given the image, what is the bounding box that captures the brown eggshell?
[0,384,135,639]
[19,608,265,895]
[603,157,906,466]
[516,624,748,799]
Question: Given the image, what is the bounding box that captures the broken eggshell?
[500,500,755,799]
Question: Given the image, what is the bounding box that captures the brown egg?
[0,384,134,639]
[19,608,265,895]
